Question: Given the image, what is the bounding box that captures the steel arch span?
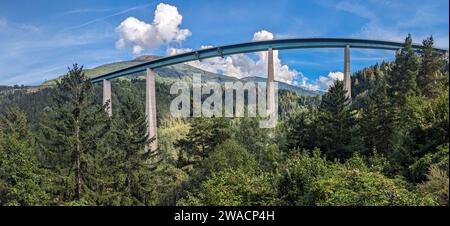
[91,37,447,83]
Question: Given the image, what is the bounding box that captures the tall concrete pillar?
[267,48,275,113]
[344,45,351,101]
[102,79,112,116]
[145,68,158,152]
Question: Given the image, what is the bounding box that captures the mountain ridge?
[41,55,323,96]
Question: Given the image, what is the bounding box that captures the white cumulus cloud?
[317,71,344,90]
[292,72,321,91]
[116,3,191,55]
[166,47,192,56]
[253,30,274,41]
[327,71,344,81]
[167,30,298,84]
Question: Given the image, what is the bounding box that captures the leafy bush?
[278,149,328,205]
[278,151,436,206]
[418,165,449,206]
[201,139,257,174]
[178,168,279,206]
[312,169,435,206]
[409,144,449,181]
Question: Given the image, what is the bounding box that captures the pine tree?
[359,94,377,155]
[37,64,110,204]
[176,117,233,167]
[387,34,420,106]
[418,36,445,99]
[0,106,29,137]
[176,117,212,166]
[109,95,158,205]
[286,108,317,152]
[316,80,355,160]
[0,106,49,205]
[360,78,400,157]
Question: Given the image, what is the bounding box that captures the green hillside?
[241,76,320,96]
[42,55,322,96]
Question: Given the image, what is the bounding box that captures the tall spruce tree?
[359,78,400,157]
[388,34,420,106]
[286,107,317,152]
[109,95,158,205]
[316,80,355,160]
[37,64,110,204]
[418,36,445,99]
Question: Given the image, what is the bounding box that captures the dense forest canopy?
[0,35,448,206]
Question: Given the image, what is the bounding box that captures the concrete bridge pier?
[344,45,351,101]
[145,68,158,152]
[103,79,112,116]
[267,48,275,113]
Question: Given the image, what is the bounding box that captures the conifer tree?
[316,80,355,160]
[385,35,445,175]
[0,106,49,205]
[359,78,400,157]
[286,108,317,152]
[418,36,445,99]
[176,117,233,166]
[387,34,420,106]
[109,95,158,205]
[37,64,110,204]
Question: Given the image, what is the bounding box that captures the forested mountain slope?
[0,36,448,206]
[0,55,321,129]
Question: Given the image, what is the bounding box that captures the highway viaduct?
[91,37,448,152]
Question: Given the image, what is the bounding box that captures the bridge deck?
[91,38,448,83]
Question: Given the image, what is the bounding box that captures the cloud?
[64,4,151,31]
[253,30,274,41]
[65,8,115,15]
[358,21,405,41]
[0,15,119,85]
[328,0,449,47]
[334,0,377,20]
[166,47,192,56]
[0,17,40,33]
[116,3,191,55]
[292,72,320,91]
[167,30,298,84]
[290,71,342,92]
[317,71,344,90]
[1,66,63,85]
[328,71,344,81]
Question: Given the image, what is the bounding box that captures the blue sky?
[0,0,448,89]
